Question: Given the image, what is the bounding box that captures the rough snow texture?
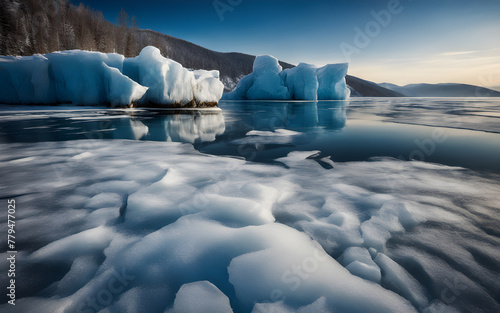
[223,55,350,101]
[1,140,499,313]
[0,46,224,107]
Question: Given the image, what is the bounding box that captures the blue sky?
[72,0,500,86]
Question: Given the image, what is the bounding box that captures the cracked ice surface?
[0,140,499,313]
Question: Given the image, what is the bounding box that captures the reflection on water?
[347,97,500,133]
[115,113,226,143]
[161,114,225,143]
[209,99,500,173]
[111,119,149,140]
[0,110,226,144]
[232,101,346,130]
[0,101,347,143]
[1,98,500,173]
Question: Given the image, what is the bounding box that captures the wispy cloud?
[350,50,500,86]
[440,51,478,56]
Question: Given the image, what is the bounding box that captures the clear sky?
[72,0,500,87]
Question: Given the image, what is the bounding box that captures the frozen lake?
[0,98,499,313]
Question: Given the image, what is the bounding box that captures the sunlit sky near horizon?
[72,0,500,87]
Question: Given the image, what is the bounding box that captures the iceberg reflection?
[112,119,150,140]
[234,101,347,130]
[146,112,226,143]
[0,109,225,144]
[317,101,347,130]
[117,111,226,143]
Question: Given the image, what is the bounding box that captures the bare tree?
[117,8,128,28]
[125,31,137,57]
[130,15,138,30]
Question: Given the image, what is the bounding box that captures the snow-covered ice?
[167,281,233,313]
[223,55,350,101]
[0,140,499,313]
[0,47,224,107]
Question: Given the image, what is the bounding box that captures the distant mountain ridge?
[380,82,500,97]
[347,77,403,97]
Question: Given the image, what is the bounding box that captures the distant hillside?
[131,29,295,91]
[347,77,404,97]
[0,0,400,97]
[380,82,500,97]
[378,83,416,97]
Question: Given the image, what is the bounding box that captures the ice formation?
[1,140,499,313]
[223,55,350,101]
[0,46,224,107]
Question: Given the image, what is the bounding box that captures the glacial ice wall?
[223,55,350,101]
[0,46,224,107]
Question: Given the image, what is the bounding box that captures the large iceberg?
[223,55,350,101]
[0,46,224,107]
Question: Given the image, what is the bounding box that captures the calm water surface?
[1,97,499,173]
